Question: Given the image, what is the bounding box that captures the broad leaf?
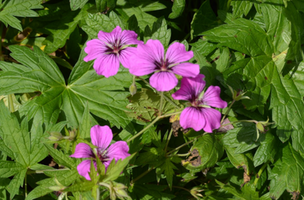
[70,0,89,10]
[0,45,134,129]
[168,0,185,19]
[0,0,43,31]
[268,143,304,199]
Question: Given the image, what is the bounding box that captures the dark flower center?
[96,148,109,162]
[105,39,123,55]
[154,59,171,71]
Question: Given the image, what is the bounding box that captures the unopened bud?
[190,186,204,199]
[129,83,137,96]
[255,117,273,141]
[227,85,250,101]
[48,132,63,141]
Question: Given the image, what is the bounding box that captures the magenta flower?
[84,26,141,78]
[172,74,227,132]
[70,125,130,180]
[129,39,200,91]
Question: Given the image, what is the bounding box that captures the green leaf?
[26,169,79,200]
[150,18,171,48]
[231,0,253,17]
[44,144,76,169]
[253,133,278,167]
[269,143,304,199]
[0,161,24,178]
[0,0,43,31]
[158,158,177,189]
[203,15,274,57]
[116,1,164,31]
[184,134,224,171]
[168,0,185,19]
[64,180,95,192]
[126,88,181,124]
[216,180,270,200]
[224,145,253,174]
[130,184,175,200]
[6,169,27,199]
[270,68,304,152]
[0,101,30,166]
[42,7,85,53]
[79,102,93,139]
[70,0,89,10]
[191,0,219,38]
[102,154,135,182]
[82,12,121,38]
[0,45,134,129]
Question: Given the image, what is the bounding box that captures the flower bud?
[48,132,63,141]
[227,85,250,101]
[190,186,204,199]
[129,83,137,96]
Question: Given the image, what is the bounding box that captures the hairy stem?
[164,128,173,154]
[254,161,269,186]
[159,92,164,116]
[221,99,235,123]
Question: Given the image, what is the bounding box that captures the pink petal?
[107,141,130,161]
[119,47,137,69]
[98,26,122,44]
[70,143,93,158]
[90,125,113,149]
[77,160,96,180]
[171,63,200,78]
[83,39,107,62]
[199,107,222,133]
[166,42,194,64]
[180,107,206,131]
[93,54,120,77]
[120,29,140,45]
[202,86,227,108]
[145,39,164,63]
[172,75,206,101]
[129,56,156,76]
[150,71,178,91]
[180,107,222,132]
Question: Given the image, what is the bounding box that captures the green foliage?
[0,0,43,31]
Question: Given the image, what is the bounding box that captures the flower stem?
[25,173,27,198]
[159,92,164,116]
[126,110,183,143]
[130,167,155,185]
[167,133,206,156]
[126,117,160,143]
[221,99,235,124]
[253,161,269,186]
[221,119,258,127]
[164,128,173,154]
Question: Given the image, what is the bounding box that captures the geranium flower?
[70,125,130,180]
[129,39,200,91]
[172,74,227,132]
[84,26,141,78]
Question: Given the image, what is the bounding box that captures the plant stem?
[221,99,235,123]
[126,117,160,143]
[164,128,173,154]
[159,92,164,116]
[221,119,258,127]
[126,110,183,143]
[167,133,206,156]
[254,161,269,186]
[25,173,27,197]
[130,167,155,185]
